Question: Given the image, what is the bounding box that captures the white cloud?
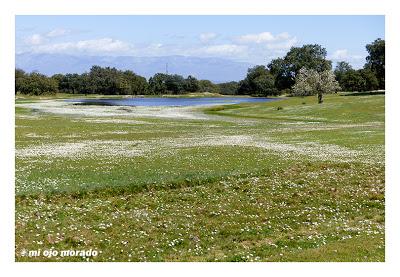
[235,31,294,44]
[199,33,218,43]
[330,49,363,60]
[194,44,247,56]
[23,31,297,64]
[265,37,298,50]
[24,29,71,47]
[32,38,133,55]
[328,49,365,69]
[133,42,248,58]
[236,32,275,43]
[24,34,45,45]
[46,28,70,38]
[234,31,297,53]
[275,32,291,40]
[331,49,349,60]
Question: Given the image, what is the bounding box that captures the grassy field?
[15,93,385,262]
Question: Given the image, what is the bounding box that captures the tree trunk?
[318,93,323,104]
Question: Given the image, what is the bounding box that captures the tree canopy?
[334,62,379,92]
[218,81,239,95]
[268,44,332,90]
[238,65,278,96]
[15,70,58,95]
[17,67,208,96]
[365,38,385,89]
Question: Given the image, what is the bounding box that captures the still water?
[68,97,279,107]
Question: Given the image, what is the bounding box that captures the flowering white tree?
[292,67,341,103]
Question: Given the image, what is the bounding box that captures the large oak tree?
[268,44,332,91]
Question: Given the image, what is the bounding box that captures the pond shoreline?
[65,96,281,107]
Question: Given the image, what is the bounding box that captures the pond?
[67,97,279,107]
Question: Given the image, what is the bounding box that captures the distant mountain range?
[16,53,255,83]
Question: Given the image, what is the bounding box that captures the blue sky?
[16,15,384,68]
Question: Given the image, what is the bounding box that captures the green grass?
[15,93,384,262]
[205,94,384,123]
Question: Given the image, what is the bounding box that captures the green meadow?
[15,93,384,262]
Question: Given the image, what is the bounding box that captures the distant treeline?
[15,38,384,96]
[15,66,238,96]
